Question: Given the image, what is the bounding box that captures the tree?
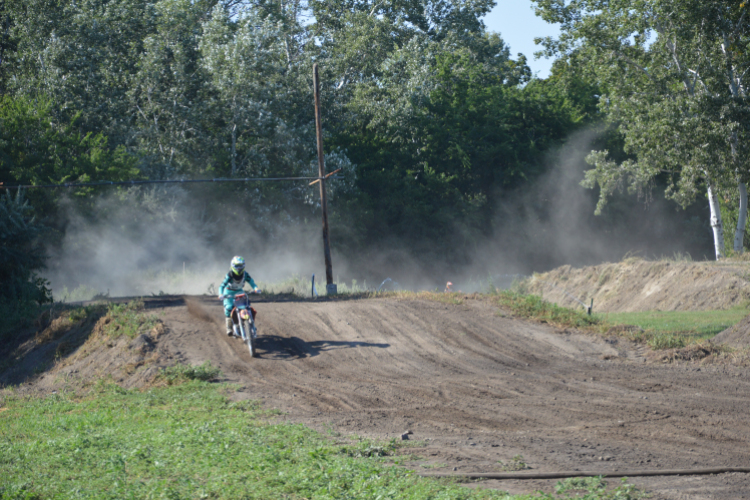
[333,34,582,262]
[0,94,140,220]
[5,0,157,140]
[200,5,289,177]
[0,189,51,339]
[534,0,750,259]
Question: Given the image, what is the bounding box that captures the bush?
[0,190,52,341]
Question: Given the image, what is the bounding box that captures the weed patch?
[339,439,399,458]
[649,341,730,363]
[101,300,158,340]
[553,477,643,500]
[499,454,530,471]
[68,304,106,323]
[647,333,687,350]
[494,291,598,329]
[157,361,222,385]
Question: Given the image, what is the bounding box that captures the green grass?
[0,381,645,500]
[598,309,749,352]
[599,309,749,340]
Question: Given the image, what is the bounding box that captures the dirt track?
[119,295,750,499]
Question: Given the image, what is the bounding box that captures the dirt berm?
[524,258,750,313]
[4,294,750,499]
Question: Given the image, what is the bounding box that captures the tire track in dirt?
[150,295,750,499]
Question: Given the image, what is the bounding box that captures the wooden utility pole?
[313,63,335,293]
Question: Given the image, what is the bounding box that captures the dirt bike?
[221,292,259,357]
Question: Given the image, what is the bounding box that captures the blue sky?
[483,0,560,79]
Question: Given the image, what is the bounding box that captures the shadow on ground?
[254,335,390,360]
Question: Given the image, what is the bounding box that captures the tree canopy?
[0,0,728,329]
[533,0,750,258]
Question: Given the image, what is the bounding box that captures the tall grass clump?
[102,300,157,339]
[647,333,687,350]
[158,361,222,384]
[495,291,599,328]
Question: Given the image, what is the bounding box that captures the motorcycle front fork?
[232,318,252,339]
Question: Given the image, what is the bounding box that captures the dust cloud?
[460,127,712,287]
[46,186,326,300]
[46,129,712,299]
[333,127,712,292]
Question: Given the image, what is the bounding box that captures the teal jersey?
[219,271,257,296]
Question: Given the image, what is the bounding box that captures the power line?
[0,175,342,190]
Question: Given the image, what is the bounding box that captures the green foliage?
[0,381,644,499]
[0,189,51,340]
[534,0,750,255]
[158,361,222,384]
[339,439,399,458]
[0,95,139,191]
[68,304,107,323]
[1,0,605,275]
[550,477,643,500]
[1,0,720,287]
[337,35,585,261]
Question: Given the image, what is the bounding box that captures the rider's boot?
[225,317,233,336]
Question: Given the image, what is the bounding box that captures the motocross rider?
[219,256,260,336]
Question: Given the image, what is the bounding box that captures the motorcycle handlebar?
[218,290,261,300]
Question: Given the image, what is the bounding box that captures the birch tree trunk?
[735,182,748,253]
[721,32,747,253]
[707,178,725,260]
[231,123,237,176]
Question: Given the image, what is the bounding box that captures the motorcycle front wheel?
[242,319,256,357]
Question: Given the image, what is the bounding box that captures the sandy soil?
[6,294,750,499]
[714,314,750,350]
[525,259,750,312]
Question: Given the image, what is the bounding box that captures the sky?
[483,0,560,79]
